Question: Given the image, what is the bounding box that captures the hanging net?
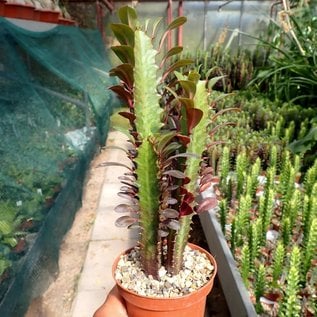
[0,18,117,316]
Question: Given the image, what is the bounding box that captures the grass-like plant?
[107,6,218,278]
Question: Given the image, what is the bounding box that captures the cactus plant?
[107,6,219,279]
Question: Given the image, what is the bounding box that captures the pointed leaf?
[111,45,135,64]
[156,131,176,153]
[160,46,183,68]
[196,197,218,213]
[186,107,204,133]
[117,5,137,28]
[178,80,196,97]
[167,152,200,163]
[151,17,163,39]
[109,64,134,87]
[161,142,182,156]
[167,16,187,31]
[110,23,135,46]
[176,134,191,146]
[162,59,194,82]
[118,111,136,122]
[109,85,133,107]
[208,75,226,90]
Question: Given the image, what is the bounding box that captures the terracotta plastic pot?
[112,243,217,317]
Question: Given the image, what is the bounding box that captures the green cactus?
[303,219,317,277]
[255,264,266,313]
[304,160,317,195]
[109,6,219,277]
[236,150,248,198]
[280,246,301,317]
[219,199,228,234]
[269,144,278,168]
[272,241,285,286]
[282,217,291,247]
[236,194,252,244]
[250,158,261,197]
[240,244,250,287]
[249,218,262,264]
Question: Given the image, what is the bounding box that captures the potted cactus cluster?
[105,5,220,317]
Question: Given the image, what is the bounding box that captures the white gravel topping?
[114,245,214,297]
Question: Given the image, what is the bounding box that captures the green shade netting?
[0,18,117,316]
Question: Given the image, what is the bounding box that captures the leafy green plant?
[107,6,218,278]
[250,0,317,106]
[216,142,317,314]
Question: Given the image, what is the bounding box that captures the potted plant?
[105,5,219,317]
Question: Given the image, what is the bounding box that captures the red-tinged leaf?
[115,215,137,227]
[178,97,194,109]
[109,64,134,87]
[109,85,133,107]
[167,152,200,161]
[161,208,179,218]
[167,219,181,231]
[179,187,187,195]
[119,111,136,122]
[161,142,182,157]
[163,169,186,179]
[162,46,183,62]
[179,201,193,216]
[184,192,195,204]
[186,107,203,133]
[196,197,218,213]
[156,131,176,153]
[111,45,135,64]
[162,59,194,82]
[176,134,190,146]
[183,176,190,185]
